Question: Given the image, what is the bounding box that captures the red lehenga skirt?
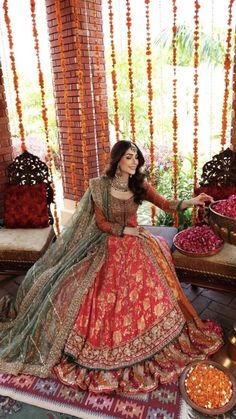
[54,235,223,394]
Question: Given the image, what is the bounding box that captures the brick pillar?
[45,0,110,223]
[230,32,236,152]
[0,61,12,219]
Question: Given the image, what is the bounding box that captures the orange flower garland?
[192,0,200,224]
[144,0,156,225]
[30,0,60,235]
[172,0,179,227]
[3,0,26,152]
[93,12,108,171]
[70,0,89,191]
[54,0,80,199]
[126,0,136,142]
[108,0,120,142]
[220,0,235,151]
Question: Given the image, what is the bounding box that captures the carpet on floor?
[0,373,182,418]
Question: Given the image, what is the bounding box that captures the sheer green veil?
[0,177,109,377]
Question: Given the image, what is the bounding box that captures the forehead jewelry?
[130,142,138,153]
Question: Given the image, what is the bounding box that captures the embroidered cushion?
[4,183,49,228]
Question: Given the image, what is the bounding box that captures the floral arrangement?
[71,0,89,191]
[55,0,80,198]
[172,0,179,226]
[30,0,60,235]
[221,0,235,150]
[144,0,155,224]
[174,225,223,254]
[126,0,136,142]
[3,0,26,152]
[212,195,236,219]
[185,363,233,409]
[94,14,108,171]
[192,0,200,224]
[108,0,120,142]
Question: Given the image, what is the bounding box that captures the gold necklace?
[111,176,129,192]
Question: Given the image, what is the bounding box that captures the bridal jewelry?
[111,175,129,192]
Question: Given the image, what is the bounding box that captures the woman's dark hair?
[105,140,146,204]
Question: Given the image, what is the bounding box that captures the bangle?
[176,199,184,212]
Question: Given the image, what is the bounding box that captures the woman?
[0,141,223,394]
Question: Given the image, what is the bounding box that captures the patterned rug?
[0,373,182,418]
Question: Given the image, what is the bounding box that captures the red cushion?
[194,185,236,200]
[4,184,49,228]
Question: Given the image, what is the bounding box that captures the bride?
[0,140,223,394]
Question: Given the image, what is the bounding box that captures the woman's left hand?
[191,193,214,206]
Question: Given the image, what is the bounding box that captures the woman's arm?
[144,184,214,212]
[94,203,124,236]
[144,184,179,212]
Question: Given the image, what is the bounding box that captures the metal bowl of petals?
[179,360,236,416]
[209,196,236,245]
[173,225,224,257]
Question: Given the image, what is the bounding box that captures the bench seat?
[173,243,236,292]
[0,226,54,272]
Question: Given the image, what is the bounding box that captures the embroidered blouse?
[94,183,181,236]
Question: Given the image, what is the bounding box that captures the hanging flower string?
[108,0,120,142]
[220,0,235,151]
[71,0,89,190]
[126,0,136,142]
[30,0,60,235]
[55,0,79,200]
[93,12,108,171]
[192,0,200,224]
[144,0,156,225]
[172,0,179,227]
[3,0,26,152]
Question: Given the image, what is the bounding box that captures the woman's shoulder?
[89,175,109,189]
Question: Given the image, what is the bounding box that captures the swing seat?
[0,151,55,274]
[141,225,178,250]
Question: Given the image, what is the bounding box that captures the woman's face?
[118,147,139,176]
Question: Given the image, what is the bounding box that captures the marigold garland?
[172,0,179,227]
[144,0,155,225]
[126,0,136,142]
[192,0,200,224]
[3,0,26,152]
[55,0,80,199]
[220,0,235,151]
[93,12,108,171]
[70,0,89,191]
[108,0,120,142]
[30,0,60,235]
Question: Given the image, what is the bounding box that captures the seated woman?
[0,140,223,394]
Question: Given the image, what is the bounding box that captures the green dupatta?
[0,177,110,377]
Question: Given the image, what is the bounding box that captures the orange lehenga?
[53,177,223,394]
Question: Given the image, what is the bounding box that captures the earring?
[130,174,132,178]
[116,165,122,177]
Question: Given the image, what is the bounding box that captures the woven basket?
[209,201,236,245]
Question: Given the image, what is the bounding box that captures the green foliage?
[138,152,202,229]
[8,73,58,154]
[155,24,226,67]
